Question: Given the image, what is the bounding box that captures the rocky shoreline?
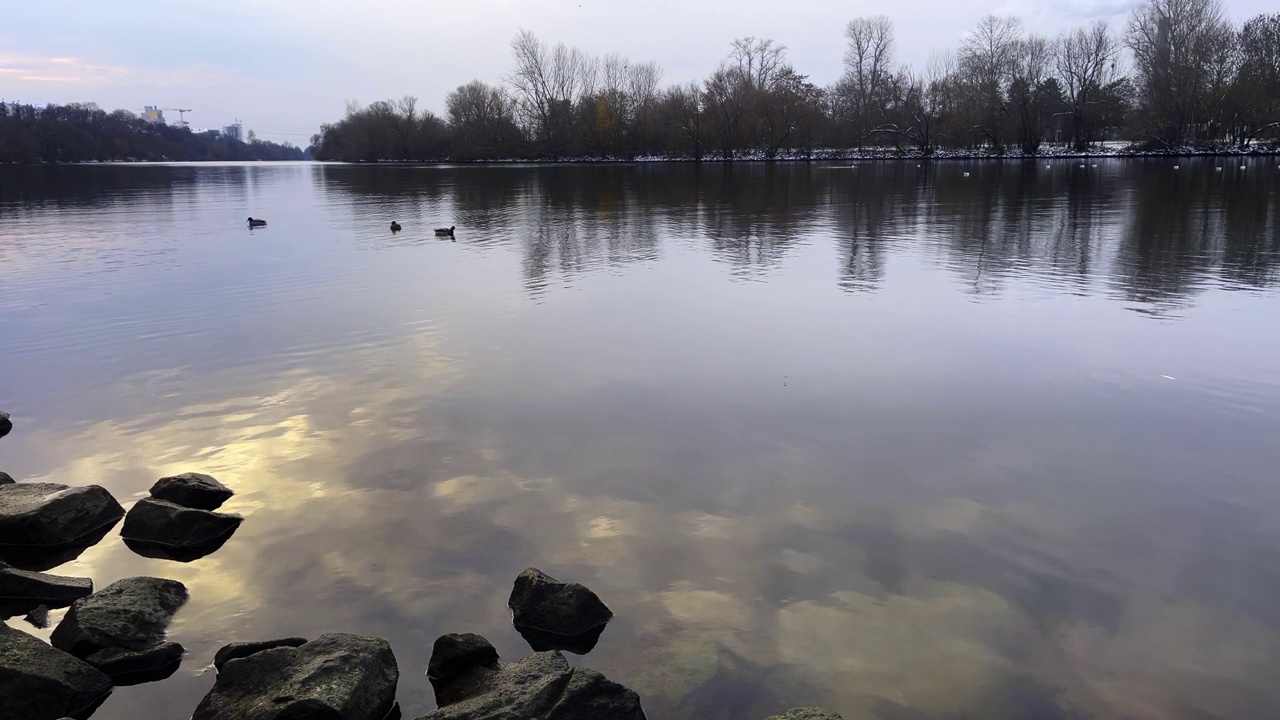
[0,410,842,719]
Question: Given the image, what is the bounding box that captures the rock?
[427,633,499,683]
[213,637,309,671]
[0,623,113,720]
[84,641,185,686]
[121,497,242,562]
[764,710,844,720]
[0,411,11,438]
[193,633,398,720]
[0,523,116,573]
[514,622,608,656]
[508,568,613,654]
[0,471,14,485]
[0,561,93,617]
[419,650,645,720]
[149,472,234,511]
[25,605,51,629]
[50,576,188,683]
[0,483,125,565]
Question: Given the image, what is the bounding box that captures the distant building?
[222,120,243,142]
[142,106,165,124]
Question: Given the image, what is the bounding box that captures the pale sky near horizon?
[1,0,1272,144]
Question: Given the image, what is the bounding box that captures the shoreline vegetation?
[317,143,1280,164]
[1,1,1275,166]
[313,0,1278,164]
[0,103,303,164]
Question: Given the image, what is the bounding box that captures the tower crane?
[162,108,194,127]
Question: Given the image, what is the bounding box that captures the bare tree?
[729,37,787,90]
[1055,21,1121,149]
[1126,0,1235,144]
[1009,36,1055,152]
[447,80,521,159]
[958,15,1024,149]
[1230,13,1280,145]
[661,82,705,158]
[507,30,597,157]
[838,16,896,144]
[703,64,749,158]
[627,61,663,155]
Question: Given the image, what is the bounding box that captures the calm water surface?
[1,161,1279,719]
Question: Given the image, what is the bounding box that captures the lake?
[1,160,1278,720]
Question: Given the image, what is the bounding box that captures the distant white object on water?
[1092,164,1098,168]
[1216,167,1223,171]
[963,172,970,177]
[1045,165,1050,169]
[1079,164,1085,168]
[1241,165,1246,170]
[1173,165,1179,170]
[1161,375,1176,380]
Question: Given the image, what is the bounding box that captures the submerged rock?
[50,576,188,683]
[24,604,51,629]
[0,623,113,720]
[149,472,234,511]
[84,641,186,686]
[0,410,11,438]
[765,710,844,720]
[0,483,125,563]
[508,568,613,654]
[0,561,93,617]
[0,471,14,485]
[427,633,499,685]
[193,633,398,720]
[420,647,645,720]
[213,637,309,671]
[121,497,242,561]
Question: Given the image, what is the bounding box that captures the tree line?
[0,102,304,163]
[312,0,1279,161]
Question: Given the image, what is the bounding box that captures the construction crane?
[162,108,193,127]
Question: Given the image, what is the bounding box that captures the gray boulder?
[149,472,234,510]
[427,633,499,684]
[213,637,309,671]
[764,710,844,720]
[0,483,125,556]
[0,410,11,438]
[421,647,645,720]
[0,623,113,720]
[0,471,14,485]
[508,568,613,654]
[83,641,186,685]
[50,576,188,683]
[0,561,93,617]
[121,497,242,561]
[192,633,399,720]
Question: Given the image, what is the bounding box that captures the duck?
[434,225,455,237]
[390,221,402,232]
[247,217,267,227]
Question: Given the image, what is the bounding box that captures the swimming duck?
[434,225,455,237]
[390,221,402,232]
[247,217,267,227]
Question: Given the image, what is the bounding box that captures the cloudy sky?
[1,0,1270,144]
